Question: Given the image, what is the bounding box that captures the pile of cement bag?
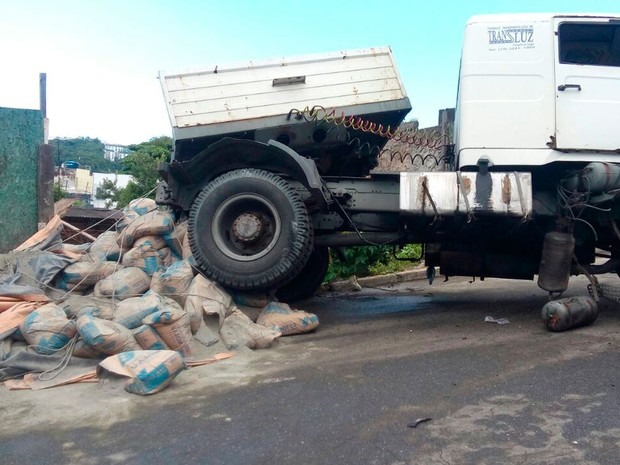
[0,199,319,394]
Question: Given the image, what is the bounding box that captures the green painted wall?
[0,107,44,252]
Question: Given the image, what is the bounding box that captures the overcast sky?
[1,0,619,145]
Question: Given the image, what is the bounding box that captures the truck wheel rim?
[211,193,282,262]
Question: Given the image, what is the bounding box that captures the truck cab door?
[554,18,620,151]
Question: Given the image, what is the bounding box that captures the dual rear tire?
[188,169,315,292]
[276,246,330,302]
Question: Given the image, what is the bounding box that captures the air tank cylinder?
[542,296,599,332]
[564,162,620,193]
[537,232,575,293]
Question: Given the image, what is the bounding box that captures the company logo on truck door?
[487,25,534,49]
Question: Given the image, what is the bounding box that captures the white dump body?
[159,47,410,142]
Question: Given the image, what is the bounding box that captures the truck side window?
[559,22,620,67]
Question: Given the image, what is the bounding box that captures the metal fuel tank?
[542,296,599,332]
[537,232,575,293]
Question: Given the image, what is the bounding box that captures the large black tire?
[188,169,313,291]
[276,246,330,302]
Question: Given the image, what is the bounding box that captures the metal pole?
[40,73,49,144]
[440,109,448,170]
[39,73,47,118]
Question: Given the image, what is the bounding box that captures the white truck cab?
[456,13,620,169]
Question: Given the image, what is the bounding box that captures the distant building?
[55,167,93,196]
[54,167,94,207]
[104,143,130,162]
[74,168,94,195]
[54,170,134,209]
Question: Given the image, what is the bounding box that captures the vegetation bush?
[325,243,422,282]
[53,183,66,202]
[50,137,116,173]
[95,136,172,208]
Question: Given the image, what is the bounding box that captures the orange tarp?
[0,299,49,335]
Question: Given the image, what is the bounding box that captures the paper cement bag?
[158,247,176,268]
[121,245,165,276]
[76,315,141,355]
[163,221,187,259]
[133,235,167,250]
[257,302,319,336]
[93,267,151,300]
[59,295,115,320]
[113,292,162,329]
[142,300,192,356]
[59,261,120,287]
[90,231,122,261]
[117,211,175,249]
[181,232,197,266]
[54,275,92,292]
[220,308,281,350]
[116,198,158,232]
[19,303,77,355]
[72,338,104,359]
[98,350,187,395]
[185,274,232,332]
[150,260,194,307]
[133,325,169,350]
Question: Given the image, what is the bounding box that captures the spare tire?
[188,169,313,291]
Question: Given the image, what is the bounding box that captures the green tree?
[95,178,120,208]
[114,136,172,207]
[53,182,67,202]
[50,137,119,172]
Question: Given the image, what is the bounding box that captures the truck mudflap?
[400,171,532,217]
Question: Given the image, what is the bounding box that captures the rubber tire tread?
[276,246,329,302]
[188,168,313,291]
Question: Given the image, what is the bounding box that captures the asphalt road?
[1,275,619,465]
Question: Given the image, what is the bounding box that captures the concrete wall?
[74,168,93,194]
[0,107,44,252]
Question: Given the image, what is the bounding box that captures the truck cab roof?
[467,13,620,24]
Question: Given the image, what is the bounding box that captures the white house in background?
[92,173,133,208]
[104,144,130,162]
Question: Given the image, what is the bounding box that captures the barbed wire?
[287,105,452,150]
